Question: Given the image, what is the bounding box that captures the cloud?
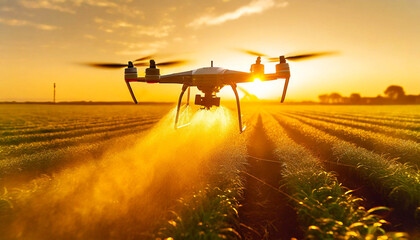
[104,4,144,17]
[18,0,143,18]
[95,18,174,38]
[0,7,15,12]
[188,0,288,28]
[106,40,168,56]
[73,0,118,8]
[0,17,59,30]
[134,24,174,38]
[20,0,76,13]
[83,34,96,39]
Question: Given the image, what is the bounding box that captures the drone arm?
[262,73,282,81]
[223,73,253,83]
[223,72,283,84]
[159,71,193,84]
[224,71,290,103]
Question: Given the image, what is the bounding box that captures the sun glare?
[242,78,278,99]
[250,78,265,98]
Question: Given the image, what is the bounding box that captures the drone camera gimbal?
[195,93,221,109]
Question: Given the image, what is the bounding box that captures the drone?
[86,50,335,132]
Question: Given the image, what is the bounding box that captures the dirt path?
[239,115,301,240]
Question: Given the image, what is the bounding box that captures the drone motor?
[250,56,264,78]
[124,61,138,79]
[145,60,160,82]
[275,56,290,79]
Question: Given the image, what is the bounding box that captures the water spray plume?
[2,107,247,239]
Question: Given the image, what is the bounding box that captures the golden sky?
[0,0,419,102]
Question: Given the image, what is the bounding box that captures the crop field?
[0,104,419,240]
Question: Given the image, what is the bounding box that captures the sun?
[241,78,283,100]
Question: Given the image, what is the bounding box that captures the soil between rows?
[239,115,302,240]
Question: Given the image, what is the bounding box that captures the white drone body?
[124,57,291,132]
[86,50,335,132]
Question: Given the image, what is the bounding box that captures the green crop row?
[0,116,147,137]
[287,111,420,143]
[156,125,247,240]
[0,120,156,159]
[0,114,101,130]
[260,113,407,239]
[300,111,420,131]
[0,115,136,131]
[0,127,152,178]
[0,118,158,146]
[283,112,420,167]
[0,105,171,131]
[330,112,420,124]
[274,114,420,220]
[157,183,242,240]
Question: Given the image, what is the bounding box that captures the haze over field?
[0,0,419,102]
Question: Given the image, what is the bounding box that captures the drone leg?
[231,84,245,133]
[175,84,188,129]
[186,87,190,106]
[125,81,138,104]
[281,77,290,103]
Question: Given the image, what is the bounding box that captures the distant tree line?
[318,85,420,104]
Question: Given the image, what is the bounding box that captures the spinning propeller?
[237,49,338,62]
[85,55,188,69]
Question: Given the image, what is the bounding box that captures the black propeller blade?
[84,55,152,69]
[88,63,130,69]
[134,55,153,62]
[86,62,149,69]
[268,52,338,62]
[156,60,188,67]
[237,49,267,57]
[238,49,338,62]
[83,55,188,69]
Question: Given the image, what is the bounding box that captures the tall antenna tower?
[53,83,56,103]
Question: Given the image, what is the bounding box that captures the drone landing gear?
[231,84,245,133]
[174,84,245,133]
[174,84,191,129]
